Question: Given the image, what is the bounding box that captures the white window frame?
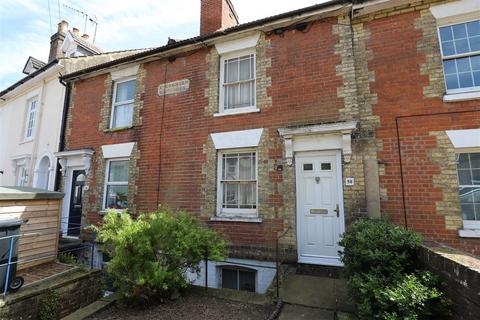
[216,149,258,217]
[456,148,480,230]
[218,48,257,115]
[103,158,129,211]
[437,19,480,95]
[24,97,38,141]
[110,77,136,129]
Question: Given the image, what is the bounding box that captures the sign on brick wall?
[157,79,190,96]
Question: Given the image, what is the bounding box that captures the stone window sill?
[210,216,262,223]
[103,126,133,133]
[443,91,480,102]
[213,108,260,117]
[458,229,480,238]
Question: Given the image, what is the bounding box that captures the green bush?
[57,252,77,265]
[339,218,450,319]
[94,209,226,304]
[39,290,61,320]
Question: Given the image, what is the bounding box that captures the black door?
[68,170,85,237]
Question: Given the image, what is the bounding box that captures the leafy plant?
[94,209,226,304]
[57,252,77,265]
[39,290,61,320]
[339,218,450,319]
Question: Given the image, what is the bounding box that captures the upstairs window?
[220,51,256,112]
[439,20,480,93]
[218,151,257,216]
[104,159,129,210]
[24,97,38,140]
[456,152,480,222]
[111,78,136,128]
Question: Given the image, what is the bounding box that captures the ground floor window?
[221,267,256,292]
[456,152,480,221]
[104,159,129,210]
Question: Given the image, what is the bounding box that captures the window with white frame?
[104,159,129,210]
[439,20,480,93]
[220,51,256,112]
[24,97,38,140]
[218,151,257,215]
[111,78,136,128]
[456,152,480,222]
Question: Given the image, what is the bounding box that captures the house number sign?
[157,79,190,96]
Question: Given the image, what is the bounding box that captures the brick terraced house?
[57,0,479,293]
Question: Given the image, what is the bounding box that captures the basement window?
[110,78,136,129]
[439,20,480,94]
[221,267,256,292]
[456,152,480,228]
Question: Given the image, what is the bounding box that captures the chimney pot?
[81,33,89,41]
[72,28,80,36]
[57,20,68,33]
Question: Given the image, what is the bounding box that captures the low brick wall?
[417,245,480,320]
[0,268,102,319]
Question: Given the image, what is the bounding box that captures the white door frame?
[295,149,345,266]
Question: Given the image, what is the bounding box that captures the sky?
[0,0,327,90]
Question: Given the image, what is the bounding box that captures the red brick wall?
[67,20,345,257]
[363,11,480,255]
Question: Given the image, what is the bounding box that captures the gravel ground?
[88,293,275,320]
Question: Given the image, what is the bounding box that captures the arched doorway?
[34,155,51,190]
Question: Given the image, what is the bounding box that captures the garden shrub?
[94,208,226,304]
[57,252,77,264]
[339,218,451,319]
[39,290,61,320]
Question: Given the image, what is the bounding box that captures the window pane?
[472,56,480,70]
[456,58,471,72]
[470,153,480,168]
[239,183,255,208]
[443,60,456,74]
[439,26,453,41]
[303,163,313,171]
[458,169,472,185]
[222,269,238,290]
[239,155,253,179]
[239,55,252,81]
[453,24,467,39]
[223,183,238,207]
[445,74,459,90]
[321,163,332,170]
[473,169,480,185]
[473,71,480,86]
[224,156,238,180]
[441,41,455,56]
[455,39,470,54]
[238,270,255,292]
[461,204,476,220]
[239,82,252,107]
[108,161,129,182]
[457,153,470,169]
[469,36,480,52]
[226,59,239,83]
[458,72,474,88]
[115,80,136,102]
[467,21,480,37]
[105,185,128,209]
[113,103,133,128]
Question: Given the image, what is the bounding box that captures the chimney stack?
[72,28,80,37]
[48,20,69,62]
[200,0,239,36]
[81,34,89,41]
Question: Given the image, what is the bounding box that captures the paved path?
[278,274,356,320]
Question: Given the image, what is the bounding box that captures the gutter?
[62,0,350,81]
[54,78,71,191]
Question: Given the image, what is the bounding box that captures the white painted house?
[0,21,145,213]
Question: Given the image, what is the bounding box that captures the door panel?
[67,170,85,237]
[296,151,344,265]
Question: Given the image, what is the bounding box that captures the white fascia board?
[214,33,260,55]
[430,0,480,26]
[101,142,135,158]
[211,128,263,150]
[446,129,480,149]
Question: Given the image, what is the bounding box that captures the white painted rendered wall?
[187,258,276,294]
[0,67,65,190]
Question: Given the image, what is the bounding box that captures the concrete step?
[61,293,117,320]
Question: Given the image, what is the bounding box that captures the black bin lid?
[0,218,27,228]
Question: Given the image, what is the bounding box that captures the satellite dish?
[61,32,78,57]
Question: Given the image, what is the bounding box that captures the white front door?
[295,150,344,266]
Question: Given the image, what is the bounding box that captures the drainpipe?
[54,78,71,191]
